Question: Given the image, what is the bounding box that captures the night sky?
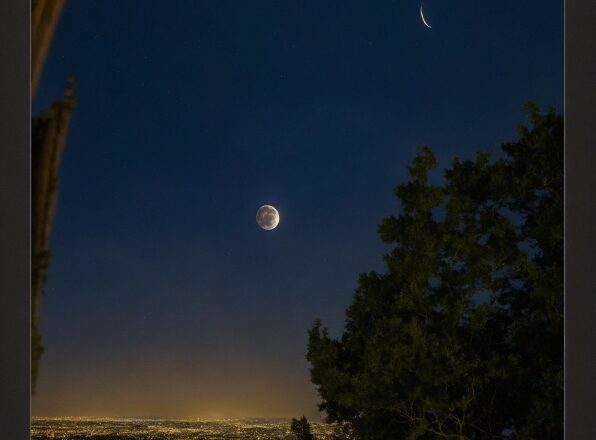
[32,0,563,419]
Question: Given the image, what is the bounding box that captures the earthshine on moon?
[256,205,280,230]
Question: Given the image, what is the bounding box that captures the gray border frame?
[0,0,30,438]
[0,0,594,438]
[564,0,596,438]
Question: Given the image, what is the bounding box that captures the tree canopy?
[307,104,563,440]
[290,416,317,440]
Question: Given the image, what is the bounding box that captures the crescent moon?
[420,4,432,29]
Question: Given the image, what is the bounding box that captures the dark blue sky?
[32,0,563,419]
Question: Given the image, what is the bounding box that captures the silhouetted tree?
[307,103,563,440]
[290,416,316,440]
[31,0,73,393]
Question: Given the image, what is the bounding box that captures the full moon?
[256,205,280,230]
